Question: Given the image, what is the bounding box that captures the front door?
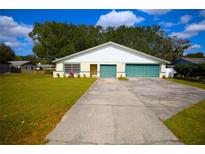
[90,64,97,77]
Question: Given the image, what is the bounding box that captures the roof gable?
[182,58,205,64]
[53,42,170,64]
[9,61,31,66]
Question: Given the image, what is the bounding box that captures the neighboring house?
[166,58,205,78]
[36,63,55,70]
[53,42,170,78]
[9,61,36,71]
[171,57,205,65]
[0,63,11,73]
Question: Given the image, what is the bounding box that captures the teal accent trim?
[100,65,116,78]
[126,64,160,77]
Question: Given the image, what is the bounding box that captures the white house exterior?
[53,42,170,78]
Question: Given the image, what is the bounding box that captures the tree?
[23,55,39,64]
[174,64,205,79]
[29,22,191,62]
[186,52,204,58]
[0,43,16,63]
[171,37,191,61]
[15,55,23,61]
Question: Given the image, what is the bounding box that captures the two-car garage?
[99,64,160,78]
[126,64,160,78]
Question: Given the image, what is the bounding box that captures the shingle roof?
[9,61,30,66]
[181,58,205,64]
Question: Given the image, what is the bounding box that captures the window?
[64,64,80,73]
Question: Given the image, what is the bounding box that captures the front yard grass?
[164,100,205,144]
[0,73,96,144]
[166,78,205,90]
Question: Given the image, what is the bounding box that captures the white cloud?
[180,15,192,24]
[139,9,171,15]
[4,41,21,47]
[4,40,28,47]
[96,10,145,29]
[0,16,33,46]
[171,20,205,39]
[185,20,205,32]
[200,10,205,18]
[171,32,197,39]
[186,44,201,51]
[159,21,175,27]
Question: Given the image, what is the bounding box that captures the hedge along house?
[53,42,170,78]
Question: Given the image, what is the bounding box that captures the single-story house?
[0,62,11,73]
[36,63,55,70]
[53,41,170,78]
[9,61,37,71]
[171,57,205,65]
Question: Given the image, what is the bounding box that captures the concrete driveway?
[47,78,205,144]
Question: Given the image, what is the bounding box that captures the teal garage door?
[126,64,160,77]
[100,65,116,78]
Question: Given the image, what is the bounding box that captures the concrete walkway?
[46,78,205,144]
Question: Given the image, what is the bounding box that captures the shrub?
[68,71,74,78]
[83,74,86,78]
[162,75,166,79]
[56,73,60,78]
[174,63,205,80]
[118,77,128,81]
[77,74,80,78]
[10,66,21,73]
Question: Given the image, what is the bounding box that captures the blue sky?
[0,9,205,56]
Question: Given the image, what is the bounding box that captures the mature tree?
[14,55,24,61]
[29,22,103,59]
[171,37,190,60]
[0,43,16,63]
[29,22,191,62]
[185,52,204,58]
[23,55,39,64]
[15,54,39,64]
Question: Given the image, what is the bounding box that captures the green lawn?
[166,78,205,90]
[0,73,96,144]
[164,100,205,144]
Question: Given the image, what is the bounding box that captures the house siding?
[54,61,165,78]
[21,64,36,71]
